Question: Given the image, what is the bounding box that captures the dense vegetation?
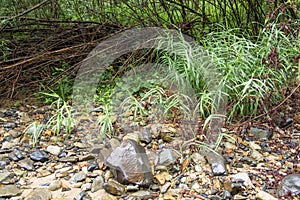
[0,0,299,143]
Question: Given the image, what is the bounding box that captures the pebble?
[30,149,49,162]
[46,145,62,156]
[1,141,15,149]
[18,159,35,171]
[103,179,126,196]
[91,176,104,192]
[256,190,278,200]
[25,188,52,200]
[48,179,62,191]
[70,172,87,183]
[0,185,22,198]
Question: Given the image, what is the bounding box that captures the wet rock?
[0,185,21,198]
[30,149,49,162]
[139,128,152,143]
[91,176,104,192]
[46,145,62,156]
[25,188,52,200]
[159,148,179,166]
[256,190,278,200]
[249,127,272,139]
[0,172,14,183]
[18,159,35,171]
[48,179,62,191]
[103,179,126,196]
[105,139,153,186]
[277,173,300,197]
[206,152,227,176]
[70,172,87,183]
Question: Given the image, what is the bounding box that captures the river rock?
[18,159,35,171]
[25,188,52,200]
[48,179,62,191]
[105,139,153,186]
[276,173,300,197]
[0,185,22,198]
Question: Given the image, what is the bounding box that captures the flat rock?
[90,189,117,200]
[25,188,52,200]
[18,159,35,171]
[1,141,14,149]
[70,172,86,183]
[231,172,254,187]
[48,179,62,191]
[91,176,104,192]
[0,185,22,198]
[0,172,14,183]
[105,139,153,186]
[276,173,300,197]
[249,127,272,139]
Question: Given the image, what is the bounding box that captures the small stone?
[159,148,179,166]
[18,159,35,171]
[130,190,152,198]
[25,188,52,200]
[155,173,166,185]
[4,122,16,129]
[251,150,264,162]
[38,170,51,177]
[59,156,79,163]
[256,190,278,200]
[139,128,152,143]
[12,169,26,176]
[30,149,49,162]
[103,179,126,196]
[123,132,140,143]
[206,152,227,176]
[90,189,117,200]
[161,182,171,193]
[0,172,13,183]
[249,141,261,150]
[48,179,62,191]
[46,145,62,156]
[81,183,92,191]
[0,185,21,198]
[79,154,95,162]
[191,152,206,165]
[91,176,104,192]
[70,172,87,183]
[249,127,272,139]
[231,173,254,188]
[1,141,14,149]
[74,142,86,148]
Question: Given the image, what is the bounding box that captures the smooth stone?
[206,152,227,176]
[48,179,62,191]
[70,172,87,183]
[46,145,62,156]
[103,179,126,196]
[256,190,278,200]
[25,188,52,200]
[37,170,51,177]
[105,139,153,186]
[30,149,49,162]
[159,148,179,166]
[91,176,104,192]
[18,159,35,171]
[1,141,14,149]
[0,185,21,197]
[276,173,300,197]
[0,172,13,183]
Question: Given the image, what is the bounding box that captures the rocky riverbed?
[0,103,299,200]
